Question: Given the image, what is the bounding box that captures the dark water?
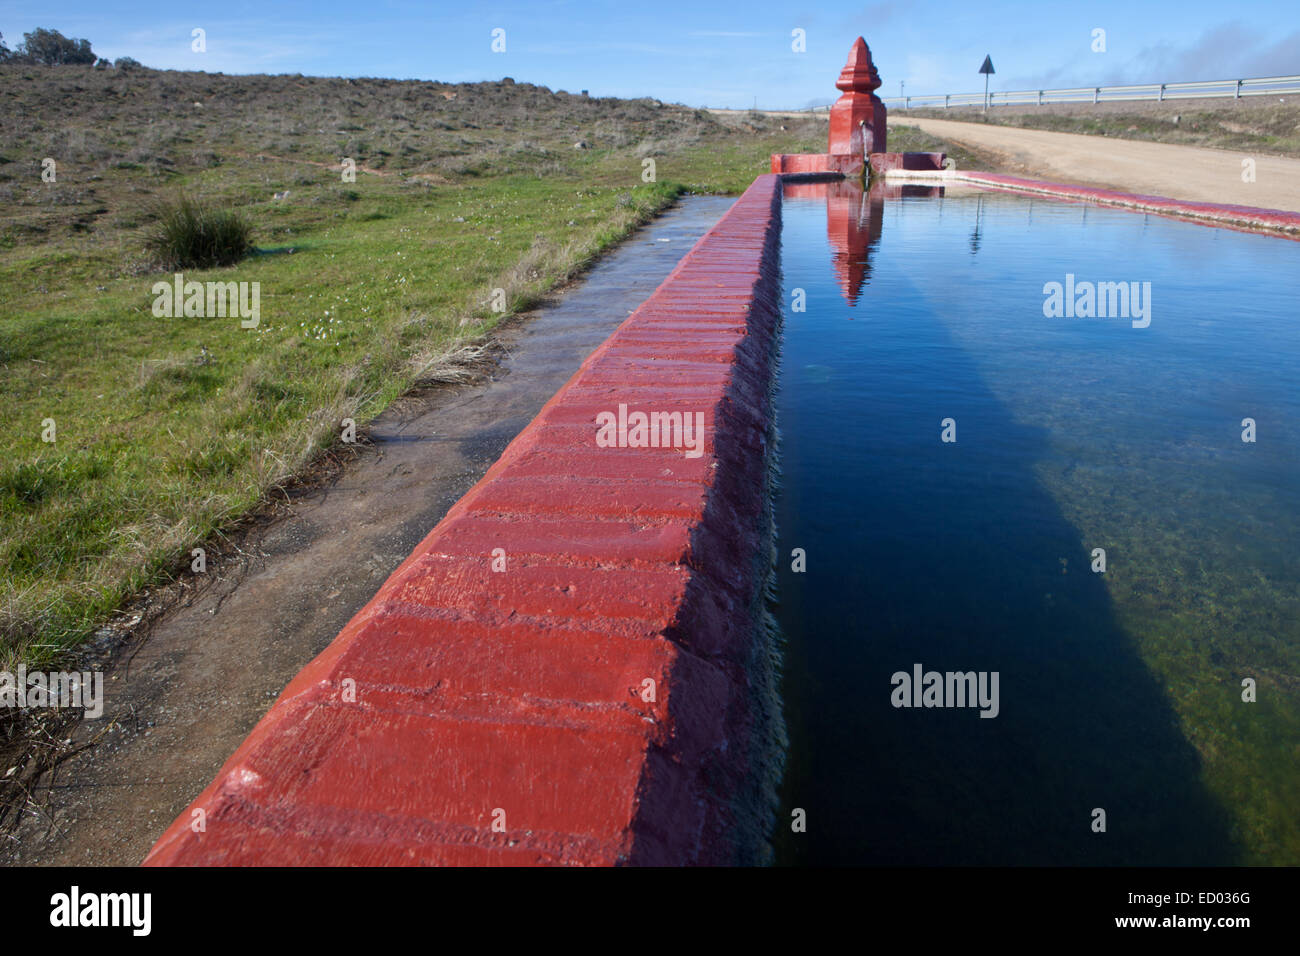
[772,181,1300,866]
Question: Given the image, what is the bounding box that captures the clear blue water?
[772,182,1300,866]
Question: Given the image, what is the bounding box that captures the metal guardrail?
[814,74,1300,110]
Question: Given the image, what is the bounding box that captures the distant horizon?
[3,0,1298,110]
[7,58,1299,112]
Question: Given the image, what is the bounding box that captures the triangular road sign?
[979,55,995,74]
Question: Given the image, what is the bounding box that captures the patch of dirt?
[889,116,1300,214]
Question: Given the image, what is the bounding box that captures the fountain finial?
[773,34,947,174]
[835,37,883,94]
[828,36,887,156]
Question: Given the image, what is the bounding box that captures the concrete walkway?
[891,116,1300,213]
[1,196,735,867]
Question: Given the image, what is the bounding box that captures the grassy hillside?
[0,64,833,669]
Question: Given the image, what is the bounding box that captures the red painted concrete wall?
[770,153,860,176]
[869,152,945,174]
[770,152,945,176]
[143,175,787,867]
[954,171,1300,237]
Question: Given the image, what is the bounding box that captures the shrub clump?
[145,195,254,269]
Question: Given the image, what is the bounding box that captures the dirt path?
[890,117,1300,213]
[1,196,735,867]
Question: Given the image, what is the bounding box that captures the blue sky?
[2,1,1297,108]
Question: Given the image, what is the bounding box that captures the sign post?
[979,54,995,112]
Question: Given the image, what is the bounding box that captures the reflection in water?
[771,181,1300,865]
[782,179,943,306]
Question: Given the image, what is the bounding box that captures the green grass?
[144,194,254,268]
[0,65,832,670]
[0,168,683,669]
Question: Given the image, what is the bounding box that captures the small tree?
[115,56,142,71]
[0,32,11,62]
[19,28,96,65]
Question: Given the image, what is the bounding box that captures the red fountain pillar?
[828,37,887,157]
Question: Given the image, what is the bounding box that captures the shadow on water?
[772,179,1238,866]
